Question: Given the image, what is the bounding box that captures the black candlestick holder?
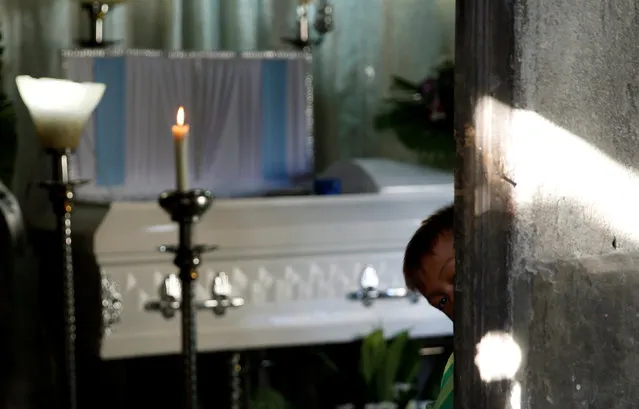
[157,188,214,409]
[39,148,88,409]
[78,1,122,48]
[282,1,334,50]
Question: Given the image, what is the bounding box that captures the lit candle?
[172,106,190,191]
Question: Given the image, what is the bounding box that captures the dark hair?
[403,204,454,291]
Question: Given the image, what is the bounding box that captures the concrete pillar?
[455,0,639,408]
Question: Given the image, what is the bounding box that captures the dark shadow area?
[453,209,514,409]
[98,336,453,409]
[28,227,103,409]
[2,200,111,409]
[0,182,27,408]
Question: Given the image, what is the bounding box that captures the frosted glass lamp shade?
[15,76,106,150]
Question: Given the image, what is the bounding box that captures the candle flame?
[176,106,185,126]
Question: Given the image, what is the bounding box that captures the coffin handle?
[195,271,245,316]
[145,273,182,319]
[346,265,420,307]
[145,272,245,319]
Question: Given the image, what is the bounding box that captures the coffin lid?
[96,187,453,263]
[95,160,454,262]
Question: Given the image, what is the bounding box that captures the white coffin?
[96,162,454,359]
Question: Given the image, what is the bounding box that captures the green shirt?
[430,354,453,409]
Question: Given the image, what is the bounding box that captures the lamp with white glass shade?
[16,75,105,151]
[16,75,106,409]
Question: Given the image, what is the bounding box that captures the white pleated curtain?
[194,57,274,186]
[1,0,455,202]
[126,56,196,189]
[61,53,312,200]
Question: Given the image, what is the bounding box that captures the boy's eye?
[437,296,448,310]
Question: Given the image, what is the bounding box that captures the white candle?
[300,15,309,42]
[297,1,311,42]
[172,106,190,191]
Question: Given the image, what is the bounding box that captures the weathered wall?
[454,0,639,407]
[524,254,639,408]
[512,0,639,407]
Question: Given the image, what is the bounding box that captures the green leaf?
[390,76,419,91]
[402,359,421,389]
[376,59,455,163]
[396,334,421,386]
[360,328,387,390]
[376,331,409,402]
[251,387,293,409]
[315,351,339,374]
[373,105,425,132]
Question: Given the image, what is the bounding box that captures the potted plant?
[374,60,454,170]
[358,329,421,409]
[0,25,18,189]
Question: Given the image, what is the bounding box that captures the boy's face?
[417,230,455,320]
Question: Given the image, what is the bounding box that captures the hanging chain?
[230,352,242,409]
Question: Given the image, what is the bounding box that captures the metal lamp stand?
[157,189,214,409]
[78,1,121,48]
[39,148,87,409]
[282,1,334,50]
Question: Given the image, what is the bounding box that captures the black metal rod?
[159,189,213,409]
[48,150,78,409]
[177,219,198,409]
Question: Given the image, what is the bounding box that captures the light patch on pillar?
[476,96,639,245]
[474,331,522,382]
[510,381,522,409]
[470,93,515,205]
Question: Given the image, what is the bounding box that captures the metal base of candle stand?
[39,149,88,409]
[77,39,120,48]
[158,189,214,409]
[281,1,334,50]
[281,37,315,51]
[78,1,121,48]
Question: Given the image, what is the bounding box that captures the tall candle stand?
[16,75,106,409]
[78,0,125,47]
[282,0,334,50]
[39,149,88,409]
[157,188,214,409]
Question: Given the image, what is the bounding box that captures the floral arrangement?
[374,60,454,168]
[0,26,17,188]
